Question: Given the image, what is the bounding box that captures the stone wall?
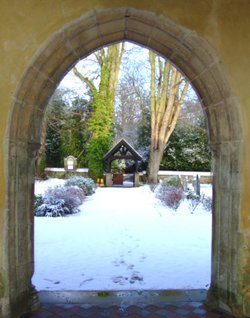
[44,168,89,179]
[157,171,213,184]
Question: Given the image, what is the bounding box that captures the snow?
[45,168,88,172]
[157,170,212,177]
[32,179,212,291]
[35,178,65,196]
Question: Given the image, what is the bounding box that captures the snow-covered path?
[32,183,212,291]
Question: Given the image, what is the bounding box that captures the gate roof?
[103,138,142,162]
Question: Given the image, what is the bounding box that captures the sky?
[58,41,197,102]
[59,42,149,97]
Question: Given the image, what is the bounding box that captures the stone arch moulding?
[5,7,243,318]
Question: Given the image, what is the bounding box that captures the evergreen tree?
[60,97,91,167]
[43,89,91,168]
[45,96,67,167]
[73,43,125,180]
[161,101,211,171]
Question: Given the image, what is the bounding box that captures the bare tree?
[148,51,189,183]
[114,68,149,146]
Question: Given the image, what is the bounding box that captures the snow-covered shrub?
[34,194,44,210]
[64,176,96,195]
[35,199,70,217]
[34,185,85,217]
[186,191,212,213]
[186,190,200,213]
[161,176,182,188]
[201,194,212,212]
[156,185,184,210]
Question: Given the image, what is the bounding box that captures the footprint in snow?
[127,264,135,270]
[112,276,128,285]
[44,278,60,285]
[54,281,60,285]
[129,271,144,284]
[112,260,121,267]
[139,255,147,262]
[80,278,94,286]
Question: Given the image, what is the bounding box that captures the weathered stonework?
[0,2,250,317]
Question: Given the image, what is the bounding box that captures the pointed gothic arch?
[4,7,243,317]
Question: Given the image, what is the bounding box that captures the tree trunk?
[73,43,124,180]
[148,148,163,184]
[147,51,189,184]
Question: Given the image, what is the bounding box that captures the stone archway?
[5,7,243,318]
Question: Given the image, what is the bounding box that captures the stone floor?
[20,302,235,318]
[20,290,235,318]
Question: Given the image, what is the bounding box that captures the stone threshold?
[38,289,207,307]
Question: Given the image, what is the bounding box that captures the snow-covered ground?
[32,179,212,291]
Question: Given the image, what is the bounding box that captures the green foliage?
[36,154,47,179]
[161,176,182,188]
[87,136,111,181]
[45,90,91,168]
[64,176,96,195]
[86,88,114,179]
[161,117,211,171]
[97,291,112,297]
[34,194,44,210]
[45,97,66,167]
[77,44,124,179]
[60,97,91,167]
[111,160,125,173]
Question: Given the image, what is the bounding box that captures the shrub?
[156,185,184,210]
[34,185,85,217]
[34,194,44,210]
[64,176,96,195]
[185,191,212,213]
[201,194,212,212]
[36,154,48,180]
[161,176,183,188]
[35,199,70,217]
[186,190,200,213]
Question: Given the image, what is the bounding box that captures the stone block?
[102,31,125,45]
[105,173,113,187]
[134,173,140,187]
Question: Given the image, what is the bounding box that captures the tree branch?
[72,66,97,95]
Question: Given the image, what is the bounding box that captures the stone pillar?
[207,141,249,317]
[5,139,40,318]
[134,173,140,187]
[192,174,200,196]
[105,173,113,187]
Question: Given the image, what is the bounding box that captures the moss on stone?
[0,273,5,297]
